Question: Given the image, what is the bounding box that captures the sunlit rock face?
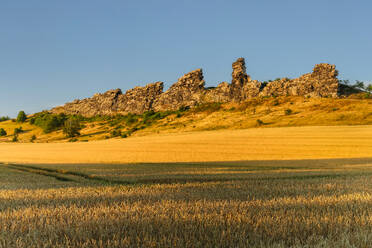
[51,58,341,117]
[152,69,206,112]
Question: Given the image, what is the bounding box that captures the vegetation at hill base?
[1,94,372,143]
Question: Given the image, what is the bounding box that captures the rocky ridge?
[51,58,342,116]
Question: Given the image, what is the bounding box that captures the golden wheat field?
[2,125,372,247]
[2,159,372,247]
[1,125,372,164]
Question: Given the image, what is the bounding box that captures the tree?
[366,84,372,93]
[354,80,365,90]
[63,118,82,138]
[16,111,27,123]
[0,128,7,136]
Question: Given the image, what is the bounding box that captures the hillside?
[1,95,372,143]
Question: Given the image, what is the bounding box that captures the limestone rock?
[50,58,342,117]
[152,69,205,111]
[117,82,163,114]
[230,58,251,101]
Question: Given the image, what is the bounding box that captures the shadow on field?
[168,157,372,168]
[2,157,372,190]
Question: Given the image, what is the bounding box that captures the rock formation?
[152,69,205,112]
[51,58,342,117]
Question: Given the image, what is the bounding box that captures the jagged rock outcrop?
[117,82,163,114]
[230,58,252,101]
[52,89,123,116]
[259,63,339,98]
[51,58,343,117]
[152,69,205,112]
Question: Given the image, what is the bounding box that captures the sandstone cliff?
[51,58,342,117]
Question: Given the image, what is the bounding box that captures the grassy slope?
[1,96,372,143]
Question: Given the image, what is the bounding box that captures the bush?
[31,112,67,133]
[16,111,27,123]
[110,129,122,138]
[63,118,82,138]
[0,128,7,136]
[284,109,293,115]
[125,114,138,126]
[256,119,264,126]
[0,116,10,122]
[14,127,23,135]
[30,135,36,142]
[193,102,222,113]
[12,134,18,142]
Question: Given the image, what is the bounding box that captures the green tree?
[63,118,82,138]
[353,80,365,90]
[0,128,7,136]
[366,84,372,93]
[16,111,27,123]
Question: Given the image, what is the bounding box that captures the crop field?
[2,159,372,248]
[2,125,372,247]
[1,125,372,164]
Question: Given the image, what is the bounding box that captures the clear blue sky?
[1,0,371,117]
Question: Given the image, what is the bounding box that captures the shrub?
[30,135,36,142]
[193,102,222,113]
[16,111,27,123]
[63,118,82,138]
[0,116,10,122]
[284,109,293,115]
[125,114,138,126]
[12,134,18,142]
[366,84,372,93]
[14,127,23,135]
[0,128,7,136]
[32,112,67,133]
[256,119,264,126]
[110,129,122,138]
[272,99,279,106]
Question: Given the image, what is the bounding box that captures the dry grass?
[2,160,372,247]
[2,96,372,143]
[1,125,372,164]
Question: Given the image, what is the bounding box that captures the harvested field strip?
[4,164,75,182]
[4,164,129,185]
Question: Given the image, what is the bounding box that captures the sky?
[0,0,371,117]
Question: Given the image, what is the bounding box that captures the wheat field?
[2,125,372,247]
[1,125,372,164]
[2,159,372,247]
